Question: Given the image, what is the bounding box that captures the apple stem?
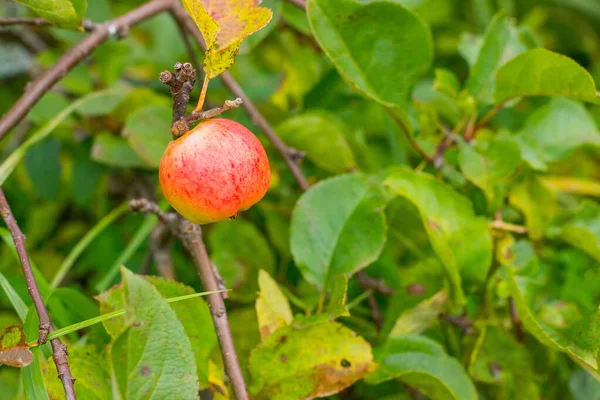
[195,75,210,113]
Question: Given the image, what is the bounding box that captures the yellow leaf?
[181,0,273,78]
[255,270,293,340]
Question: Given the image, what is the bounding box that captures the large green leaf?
[509,172,557,240]
[469,325,539,399]
[208,219,276,302]
[384,169,492,304]
[13,0,87,30]
[276,111,357,173]
[290,174,387,290]
[366,334,477,400]
[307,0,433,107]
[91,132,148,169]
[389,290,447,336]
[255,270,293,340]
[516,98,600,171]
[96,275,216,387]
[495,48,598,103]
[109,268,198,399]
[560,201,600,263]
[458,137,521,200]
[123,105,172,169]
[249,320,373,399]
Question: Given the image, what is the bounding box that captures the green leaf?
[308,0,433,107]
[25,137,62,201]
[290,174,387,290]
[276,111,357,173]
[0,270,28,322]
[208,219,276,302]
[123,105,172,169]
[13,0,87,30]
[21,307,50,400]
[0,89,125,184]
[366,334,476,400]
[390,290,447,336]
[110,268,198,399]
[495,48,598,103]
[469,325,540,399]
[0,324,33,367]
[570,369,600,400]
[560,201,600,263]
[249,320,374,399]
[516,98,600,170]
[90,132,148,169]
[509,173,556,240]
[506,264,599,370]
[458,137,521,199]
[256,270,293,340]
[43,345,111,400]
[384,169,492,304]
[434,68,461,98]
[466,12,526,103]
[325,274,350,319]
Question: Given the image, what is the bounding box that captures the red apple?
[159,118,270,224]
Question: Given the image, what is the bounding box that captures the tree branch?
[0,188,77,400]
[0,0,175,141]
[509,296,525,343]
[130,199,247,399]
[170,4,310,191]
[0,17,96,31]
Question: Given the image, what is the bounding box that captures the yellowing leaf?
[256,270,293,340]
[0,325,33,368]
[182,0,273,78]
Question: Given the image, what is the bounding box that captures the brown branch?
[355,271,393,295]
[159,62,196,137]
[184,98,243,125]
[0,0,175,141]
[490,220,527,234]
[0,17,96,31]
[0,188,77,400]
[509,297,525,343]
[130,199,247,399]
[170,4,310,191]
[467,100,509,141]
[387,109,434,164]
[440,313,474,335]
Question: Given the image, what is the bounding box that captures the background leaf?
[13,0,87,30]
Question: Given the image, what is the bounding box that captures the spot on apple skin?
[159,118,270,225]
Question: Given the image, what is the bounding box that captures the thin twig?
[468,100,509,141]
[0,188,77,400]
[0,0,175,141]
[287,0,307,8]
[509,297,525,343]
[355,271,393,295]
[130,199,247,399]
[440,313,475,335]
[490,220,527,234]
[387,109,434,163]
[184,98,243,125]
[171,4,310,191]
[0,17,96,31]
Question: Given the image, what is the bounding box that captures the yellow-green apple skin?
[159,118,270,224]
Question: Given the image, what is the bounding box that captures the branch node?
[159,71,174,85]
[172,120,190,139]
[287,147,306,165]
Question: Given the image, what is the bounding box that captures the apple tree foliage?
[1,0,600,399]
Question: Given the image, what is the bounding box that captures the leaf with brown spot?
[181,0,273,78]
[0,324,33,368]
[256,270,293,340]
[249,320,374,399]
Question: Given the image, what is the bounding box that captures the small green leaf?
[110,268,198,399]
[384,169,492,304]
[276,111,357,173]
[208,220,276,302]
[366,334,476,400]
[308,0,433,108]
[249,320,374,399]
[516,98,600,170]
[91,132,148,169]
[13,0,87,30]
[560,201,600,263]
[509,173,556,240]
[0,324,33,367]
[256,270,293,340]
[290,174,387,290]
[390,290,447,336]
[326,274,350,319]
[495,48,598,103]
[458,137,521,199]
[123,105,172,168]
[434,68,461,98]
